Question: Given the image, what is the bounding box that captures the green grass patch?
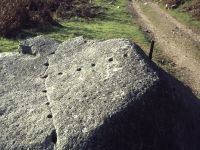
[0,0,148,52]
[154,1,200,32]
[168,8,200,32]
[0,38,18,52]
[153,0,200,30]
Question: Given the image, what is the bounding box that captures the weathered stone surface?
[1,36,200,150]
[0,36,59,149]
[45,37,158,149]
[18,35,58,56]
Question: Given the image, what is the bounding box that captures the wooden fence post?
[149,40,155,60]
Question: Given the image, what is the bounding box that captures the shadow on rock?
[80,45,200,150]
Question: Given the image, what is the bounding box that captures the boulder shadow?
[79,44,200,150]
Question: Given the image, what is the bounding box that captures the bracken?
[0,0,96,37]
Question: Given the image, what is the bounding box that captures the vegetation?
[0,0,149,53]
[168,1,200,32]
[169,9,200,32]
[183,0,200,20]
[0,0,98,38]
[154,0,200,32]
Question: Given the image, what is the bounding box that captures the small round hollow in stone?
[41,75,48,79]
[46,102,50,105]
[91,63,96,67]
[42,90,47,93]
[47,114,53,118]
[43,62,49,66]
[77,68,82,71]
[123,53,128,58]
[108,58,113,62]
[50,51,55,55]
[58,72,63,75]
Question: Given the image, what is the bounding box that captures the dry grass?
[0,0,98,37]
[182,0,200,20]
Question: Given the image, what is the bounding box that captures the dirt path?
[132,1,200,96]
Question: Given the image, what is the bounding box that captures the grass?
[154,0,200,32]
[0,38,19,52]
[137,1,200,97]
[0,0,149,53]
[168,9,200,32]
[151,0,200,32]
[136,3,180,75]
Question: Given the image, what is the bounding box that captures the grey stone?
[0,36,59,149]
[18,35,58,56]
[19,45,35,55]
[44,37,159,149]
[1,36,200,150]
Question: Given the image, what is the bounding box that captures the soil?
[131,0,200,96]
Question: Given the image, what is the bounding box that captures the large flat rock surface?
[0,36,59,149]
[1,36,200,150]
[46,37,158,149]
